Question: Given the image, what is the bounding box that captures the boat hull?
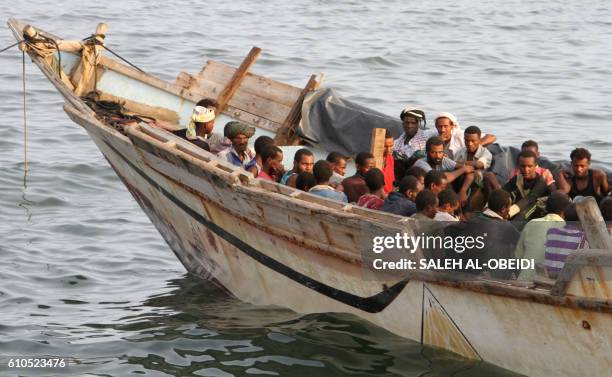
[68,107,611,377]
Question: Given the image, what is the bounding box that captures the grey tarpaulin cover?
[298,88,404,157]
[298,88,611,185]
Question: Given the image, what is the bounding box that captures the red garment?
[383,154,395,194]
[258,170,274,181]
[357,194,385,210]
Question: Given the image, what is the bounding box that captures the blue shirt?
[309,185,348,203]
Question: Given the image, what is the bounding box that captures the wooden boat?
[8,19,612,377]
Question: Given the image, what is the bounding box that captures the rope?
[0,40,20,54]
[82,34,145,73]
[22,50,28,173]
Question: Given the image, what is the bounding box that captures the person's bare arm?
[458,172,475,206]
[556,169,572,194]
[481,134,496,146]
[444,165,475,183]
[595,170,609,195]
[464,160,485,170]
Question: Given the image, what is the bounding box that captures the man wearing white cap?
[434,112,496,160]
[173,98,229,153]
[393,107,437,160]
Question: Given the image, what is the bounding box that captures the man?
[424,170,448,194]
[309,160,348,203]
[453,126,492,172]
[257,145,284,182]
[515,192,571,280]
[392,107,434,160]
[543,204,587,278]
[405,166,427,187]
[434,189,460,222]
[295,172,316,192]
[218,121,257,169]
[173,99,228,152]
[557,147,609,202]
[459,189,521,279]
[381,176,422,217]
[281,148,315,188]
[503,150,551,220]
[433,113,496,160]
[507,140,556,189]
[326,152,348,186]
[411,189,438,221]
[357,168,387,210]
[248,135,275,177]
[342,152,375,203]
[414,137,475,205]
[383,130,395,194]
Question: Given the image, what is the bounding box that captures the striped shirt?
[543,225,587,278]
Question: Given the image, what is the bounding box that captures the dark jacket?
[503,174,550,220]
[381,192,417,217]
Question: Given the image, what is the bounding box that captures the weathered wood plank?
[199,60,301,107]
[576,196,612,250]
[216,47,261,112]
[274,74,321,145]
[370,128,386,170]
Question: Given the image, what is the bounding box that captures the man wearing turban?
[218,121,257,170]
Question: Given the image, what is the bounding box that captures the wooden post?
[370,128,386,170]
[576,196,612,250]
[216,46,261,112]
[274,73,321,145]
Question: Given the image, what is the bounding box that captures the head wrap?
[224,121,256,139]
[400,106,427,126]
[186,106,216,140]
[434,112,459,127]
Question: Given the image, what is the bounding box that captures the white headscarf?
[186,106,216,140]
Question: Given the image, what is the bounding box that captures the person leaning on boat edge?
[342,152,375,203]
[281,149,315,188]
[309,160,348,203]
[218,121,257,170]
[173,98,229,153]
[257,145,284,182]
[557,147,609,203]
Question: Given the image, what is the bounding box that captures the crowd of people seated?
[176,99,611,281]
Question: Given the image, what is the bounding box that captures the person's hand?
[463,165,475,174]
[411,150,425,159]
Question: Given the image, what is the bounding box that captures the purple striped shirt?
[544,226,587,277]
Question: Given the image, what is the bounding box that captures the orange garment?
[383,154,395,194]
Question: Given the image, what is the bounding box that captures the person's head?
[295,172,316,192]
[326,152,348,176]
[546,192,571,218]
[570,148,592,178]
[521,140,540,157]
[434,113,458,143]
[517,150,538,180]
[195,99,218,134]
[600,197,612,221]
[355,152,375,175]
[224,121,255,154]
[364,168,385,195]
[293,148,315,174]
[313,160,334,184]
[464,126,482,154]
[415,189,439,219]
[399,175,423,201]
[405,166,427,186]
[425,170,448,194]
[425,136,445,166]
[384,129,394,157]
[261,145,283,175]
[488,189,513,219]
[196,98,218,109]
[437,189,460,216]
[189,105,216,138]
[400,107,426,137]
[564,203,579,222]
[254,135,275,156]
